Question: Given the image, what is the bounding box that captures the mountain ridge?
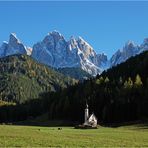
[0,31,148,76]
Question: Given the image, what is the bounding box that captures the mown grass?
[0,124,148,147]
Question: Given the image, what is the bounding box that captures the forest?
[0,51,148,124]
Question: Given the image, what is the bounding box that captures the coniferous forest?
[0,51,148,124]
[41,51,148,124]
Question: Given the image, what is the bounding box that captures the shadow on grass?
[101,120,148,129]
[12,120,79,127]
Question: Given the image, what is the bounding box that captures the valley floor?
[0,124,148,147]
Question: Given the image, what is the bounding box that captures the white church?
[83,103,97,127]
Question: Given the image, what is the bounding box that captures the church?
[83,104,97,127]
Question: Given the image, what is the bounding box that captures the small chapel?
[83,103,97,127]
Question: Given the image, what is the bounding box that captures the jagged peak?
[143,38,148,44]
[77,36,84,41]
[10,32,17,38]
[116,40,138,53]
[140,38,148,50]
[125,40,136,48]
[116,48,122,53]
[48,30,63,37]
[69,36,77,43]
[77,36,93,49]
[97,53,105,56]
[70,36,76,40]
[97,53,108,60]
[77,36,89,45]
[9,33,21,44]
[45,30,66,43]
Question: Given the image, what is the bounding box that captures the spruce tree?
[134,74,143,88]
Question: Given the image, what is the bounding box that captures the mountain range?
[0,31,148,76]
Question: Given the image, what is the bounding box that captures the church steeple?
[86,103,88,109]
[84,103,89,124]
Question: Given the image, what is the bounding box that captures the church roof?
[89,113,97,120]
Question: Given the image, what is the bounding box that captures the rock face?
[110,41,140,66]
[139,38,148,53]
[0,33,29,58]
[32,31,107,76]
[96,53,108,68]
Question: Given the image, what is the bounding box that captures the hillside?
[0,54,77,104]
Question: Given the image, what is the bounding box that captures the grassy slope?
[0,125,148,147]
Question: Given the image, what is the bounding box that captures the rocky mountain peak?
[141,38,148,48]
[68,36,78,50]
[77,36,85,42]
[77,36,95,57]
[9,33,21,44]
[97,53,108,61]
[110,40,140,67]
[124,40,138,51]
[31,32,104,75]
[139,38,148,53]
[47,30,65,42]
[77,36,93,49]
[48,30,62,36]
[143,38,148,44]
[0,33,27,57]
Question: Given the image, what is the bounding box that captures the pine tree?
[96,76,104,85]
[104,77,109,83]
[134,74,143,88]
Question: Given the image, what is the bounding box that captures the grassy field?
[0,124,148,147]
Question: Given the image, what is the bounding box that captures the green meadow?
[0,124,148,147]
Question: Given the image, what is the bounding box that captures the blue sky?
[0,1,148,58]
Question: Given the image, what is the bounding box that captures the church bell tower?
[84,103,89,124]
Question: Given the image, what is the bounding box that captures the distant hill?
[0,54,77,104]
